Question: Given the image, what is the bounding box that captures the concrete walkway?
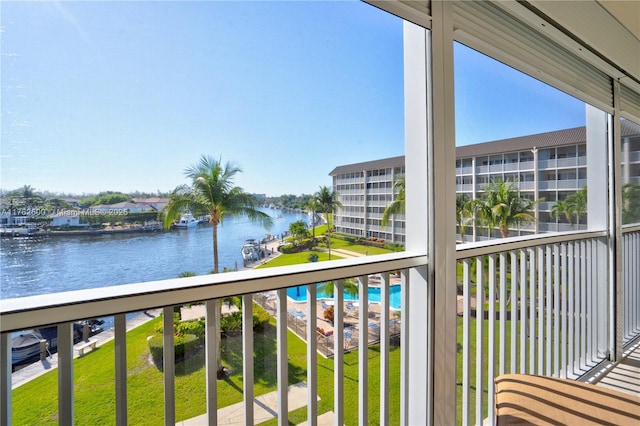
[327,248,361,259]
[177,382,319,425]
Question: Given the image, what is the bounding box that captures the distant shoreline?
[0,225,165,238]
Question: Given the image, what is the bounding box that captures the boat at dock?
[241,239,265,262]
[11,320,104,366]
[173,214,199,229]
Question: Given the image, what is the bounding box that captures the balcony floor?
[595,343,640,398]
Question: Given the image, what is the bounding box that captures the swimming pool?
[287,284,402,310]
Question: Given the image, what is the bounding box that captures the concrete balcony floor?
[595,343,640,398]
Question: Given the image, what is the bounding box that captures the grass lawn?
[257,250,341,268]
[11,314,402,425]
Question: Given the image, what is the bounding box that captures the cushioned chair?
[495,374,640,425]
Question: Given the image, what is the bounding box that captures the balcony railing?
[1,252,424,425]
[3,228,640,424]
[623,224,640,344]
[456,226,640,425]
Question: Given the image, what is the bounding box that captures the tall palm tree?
[307,198,320,242]
[318,278,359,298]
[567,187,587,226]
[456,193,474,243]
[381,175,405,227]
[551,198,572,224]
[163,155,273,273]
[314,185,342,260]
[163,155,273,376]
[552,187,587,228]
[474,179,536,238]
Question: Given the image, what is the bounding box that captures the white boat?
[241,239,264,262]
[174,214,199,229]
[11,332,44,365]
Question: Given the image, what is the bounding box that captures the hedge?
[148,333,200,365]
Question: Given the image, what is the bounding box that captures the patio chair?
[495,374,640,425]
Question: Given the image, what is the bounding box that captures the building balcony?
[626,151,640,163]
[3,226,639,425]
[456,184,474,192]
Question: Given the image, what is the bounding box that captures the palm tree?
[551,198,572,224]
[163,155,273,376]
[552,187,587,228]
[566,187,587,226]
[318,278,359,299]
[622,182,640,224]
[314,186,342,260]
[456,193,474,243]
[381,175,405,227]
[163,155,273,273]
[474,179,536,238]
[306,198,320,242]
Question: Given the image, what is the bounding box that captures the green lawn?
[257,250,341,268]
[11,314,402,425]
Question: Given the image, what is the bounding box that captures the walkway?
[176,382,321,425]
[324,248,361,259]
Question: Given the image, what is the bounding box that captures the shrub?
[220,303,271,335]
[278,244,295,254]
[220,312,243,336]
[323,306,334,323]
[252,303,271,332]
[148,333,199,365]
[176,317,205,338]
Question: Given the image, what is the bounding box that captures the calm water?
[1,208,308,300]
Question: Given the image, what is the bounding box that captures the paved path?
[323,248,361,259]
[177,382,320,425]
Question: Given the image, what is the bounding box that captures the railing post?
[333,281,344,426]
[242,294,254,425]
[380,272,390,425]
[306,284,317,425]
[1,333,11,426]
[58,322,74,426]
[205,299,218,426]
[162,307,175,426]
[358,276,369,425]
[609,81,624,361]
[114,313,127,426]
[276,289,289,426]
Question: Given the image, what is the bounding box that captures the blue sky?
[1,1,586,197]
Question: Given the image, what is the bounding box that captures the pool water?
[287,284,402,310]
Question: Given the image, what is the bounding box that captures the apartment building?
[329,156,406,244]
[331,121,640,243]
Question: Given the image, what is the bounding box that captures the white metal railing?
[456,230,611,425]
[622,224,640,345]
[1,252,425,425]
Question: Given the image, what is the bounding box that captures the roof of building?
[456,127,587,158]
[132,197,169,204]
[457,120,640,157]
[329,155,405,176]
[330,121,640,172]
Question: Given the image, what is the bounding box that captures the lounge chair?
[495,374,640,425]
